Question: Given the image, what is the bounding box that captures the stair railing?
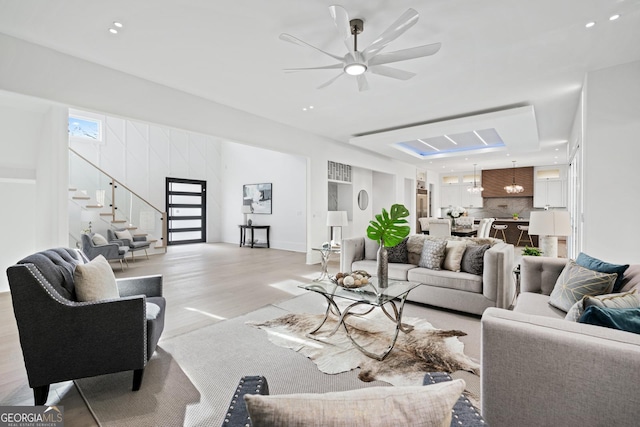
[69,148,167,252]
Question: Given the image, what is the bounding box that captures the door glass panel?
[169,219,202,229]
[170,231,202,241]
[169,207,202,217]
[169,182,202,193]
[169,194,202,205]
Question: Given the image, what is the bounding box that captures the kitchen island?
[487,218,538,247]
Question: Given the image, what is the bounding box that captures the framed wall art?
[243,183,272,214]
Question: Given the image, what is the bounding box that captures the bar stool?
[516,224,534,246]
[492,224,508,241]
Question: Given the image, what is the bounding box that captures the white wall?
[582,59,640,263]
[220,142,306,251]
[69,111,223,243]
[0,34,418,268]
[0,97,68,292]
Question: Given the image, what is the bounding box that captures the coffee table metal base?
[306,291,414,361]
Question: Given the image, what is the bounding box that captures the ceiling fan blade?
[368,42,442,66]
[284,63,344,72]
[362,9,419,58]
[369,65,416,80]
[317,72,344,89]
[329,5,355,57]
[356,74,369,92]
[279,33,344,62]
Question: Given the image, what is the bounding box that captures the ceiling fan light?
[344,63,367,76]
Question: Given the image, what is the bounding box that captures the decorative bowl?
[330,270,371,288]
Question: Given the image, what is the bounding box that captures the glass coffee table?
[298,279,419,361]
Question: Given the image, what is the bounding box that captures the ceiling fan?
[279,5,441,91]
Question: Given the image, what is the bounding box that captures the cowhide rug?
[247,308,480,389]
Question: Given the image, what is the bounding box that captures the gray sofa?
[481,256,640,427]
[340,235,515,315]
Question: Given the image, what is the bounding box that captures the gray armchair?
[6,248,165,405]
[107,228,151,262]
[81,232,128,270]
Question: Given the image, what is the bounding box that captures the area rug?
[74,297,391,426]
[248,308,480,387]
[74,293,481,426]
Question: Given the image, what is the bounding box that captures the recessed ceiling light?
[113,21,123,28]
[609,14,620,21]
[108,28,118,34]
[585,21,596,28]
[506,153,511,157]
[555,148,559,151]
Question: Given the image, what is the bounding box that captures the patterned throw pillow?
[387,238,409,264]
[443,240,467,272]
[549,259,617,312]
[565,290,640,322]
[419,239,447,270]
[576,252,629,293]
[460,244,490,275]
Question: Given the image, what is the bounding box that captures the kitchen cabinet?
[440,174,483,209]
[533,166,567,207]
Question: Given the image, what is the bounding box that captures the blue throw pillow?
[578,306,640,335]
[576,252,629,293]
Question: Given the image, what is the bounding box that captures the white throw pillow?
[73,255,120,302]
[443,240,467,272]
[245,380,464,427]
[92,233,108,245]
[115,229,134,241]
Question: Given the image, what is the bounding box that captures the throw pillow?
[443,240,467,272]
[115,229,134,241]
[548,259,617,312]
[92,233,108,245]
[244,380,464,427]
[460,244,490,275]
[419,239,447,270]
[564,290,640,322]
[576,252,629,293]
[146,302,161,320]
[73,255,119,302]
[579,306,640,335]
[387,238,409,264]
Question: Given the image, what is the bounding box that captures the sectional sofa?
[340,235,515,315]
[481,256,640,426]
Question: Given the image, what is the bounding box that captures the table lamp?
[528,211,571,258]
[326,211,348,247]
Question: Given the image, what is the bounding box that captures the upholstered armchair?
[6,248,165,405]
[107,228,151,262]
[81,232,128,270]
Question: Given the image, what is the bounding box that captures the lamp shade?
[327,211,348,227]
[529,211,571,236]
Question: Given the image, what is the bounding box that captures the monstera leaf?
[366,204,411,247]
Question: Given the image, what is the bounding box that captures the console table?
[238,225,270,248]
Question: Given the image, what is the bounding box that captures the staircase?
[68,149,167,255]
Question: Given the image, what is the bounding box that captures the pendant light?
[467,164,484,194]
[504,161,524,194]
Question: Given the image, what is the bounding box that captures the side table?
[311,246,340,281]
[239,225,270,248]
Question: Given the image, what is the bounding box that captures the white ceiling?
[1,0,639,173]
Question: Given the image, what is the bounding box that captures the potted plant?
[366,204,410,288]
[522,246,542,256]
